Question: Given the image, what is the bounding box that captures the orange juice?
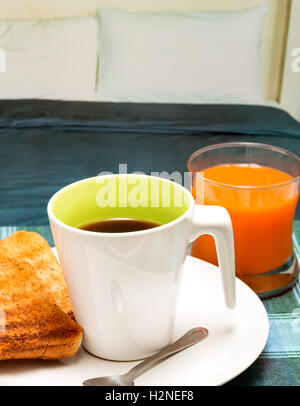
[191,164,299,276]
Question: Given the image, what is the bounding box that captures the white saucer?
[0,252,269,386]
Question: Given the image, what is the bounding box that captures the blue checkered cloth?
[1,224,300,386]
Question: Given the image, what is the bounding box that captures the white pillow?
[96,6,267,104]
[0,17,98,100]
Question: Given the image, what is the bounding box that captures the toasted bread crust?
[0,231,73,316]
[0,236,82,361]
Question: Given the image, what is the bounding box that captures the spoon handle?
[126,327,208,380]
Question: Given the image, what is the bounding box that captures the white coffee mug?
[48,174,235,361]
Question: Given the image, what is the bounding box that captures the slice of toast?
[0,258,82,360]
[0,231,73,317]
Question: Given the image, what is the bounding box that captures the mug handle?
[188,205,236,309]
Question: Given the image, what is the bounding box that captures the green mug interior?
[51,175,192,228]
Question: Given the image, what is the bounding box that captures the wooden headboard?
[0,0,293,106]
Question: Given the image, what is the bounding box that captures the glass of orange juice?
[187,142,300,298]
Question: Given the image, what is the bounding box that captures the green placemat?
[1,223,300,386]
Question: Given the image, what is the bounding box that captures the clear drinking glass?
[187,142,300,298]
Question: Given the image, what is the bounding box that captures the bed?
[1,99,300,225]
[0,0,298,225]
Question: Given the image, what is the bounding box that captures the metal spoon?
[83,327,208,386]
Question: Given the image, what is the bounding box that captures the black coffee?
[79,218,161,233]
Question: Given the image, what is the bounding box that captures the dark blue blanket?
[0,100,300,225]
